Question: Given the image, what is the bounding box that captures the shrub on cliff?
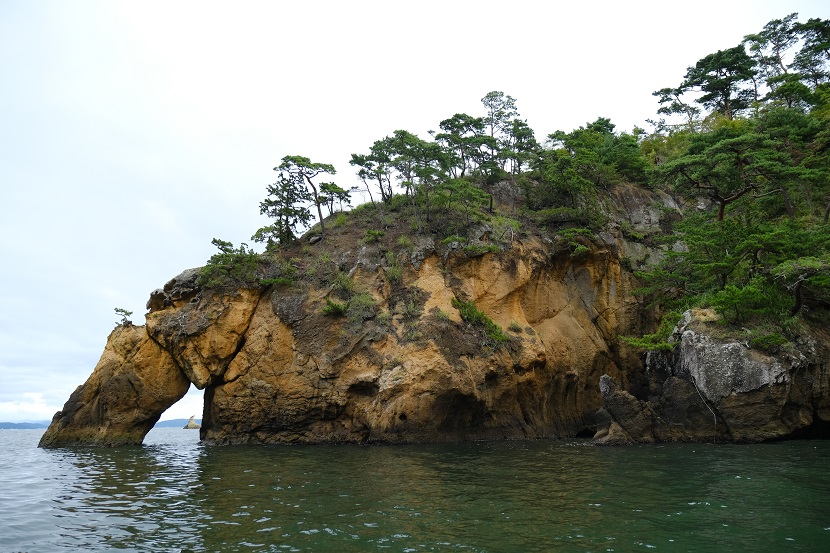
[323,298,347,316]
[198,239,261,289]
[114,307,133,326]
[451,298,510,347]
[346,292,377,323]
[710,277,775,325]
[621,311,682,351]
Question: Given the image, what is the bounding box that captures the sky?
[1,0,828,423]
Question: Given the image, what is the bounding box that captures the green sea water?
[1,428,828,552]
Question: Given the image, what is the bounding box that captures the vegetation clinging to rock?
[198,12,830,350]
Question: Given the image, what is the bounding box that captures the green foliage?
[508,321,523,333]
[393,287,425,319]
[396,235,414,250]
[711,278,769,324]
[635,213,830,316]
[259,256,297,288]
[209,21,830,352]
[331,271,355,299]
[620,222,646,241]
[331,212,348,228]
[275,155,337,238]
[655,116,819,221]
[621,311,683,351]
[543,118,649,191]
[323,298,347,316]
[570,244,590,257]
[440,234,467,245]
[199,239,261,288]
[557,228,594,240]
[376,309,392,326]
[384,251,403,283]
[772,256,830,281]
[556,228,594,257]
[319,181,352,215]
[434,114,493,179]
[399,299,422,321]
[683,45,756,120]
[253,173,312,248]
[364,229,385,244]
[324,292,377,324]
[317,250,332,263]
[451,298,510,347]
[402,325,422,342]
[529,207,595,227]
[387,194,411,212]
[640,127,695,166]
[350,138,398,203]
[749,332,789,353]
[346,292,377,323]
[489,215,521,242]
[655,13,830,127]
[114,307,133,326]
[435,178,489,221]
[772,255,830,315]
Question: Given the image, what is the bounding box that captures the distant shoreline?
[1,418,201,430]
[0,422,49,429]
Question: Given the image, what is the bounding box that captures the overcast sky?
[1,0,828,423]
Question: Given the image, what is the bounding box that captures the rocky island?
[37,15,830,446]
[38,180,830,447]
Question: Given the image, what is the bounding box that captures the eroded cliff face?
[38,324,190,447]
[40,227,651,446]
[593,309,830,444]
[43,184,827,447]
[174,236,645,445]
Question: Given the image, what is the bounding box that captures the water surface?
[1,429,828,551]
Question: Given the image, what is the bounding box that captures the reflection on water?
[1,429,829,552]
[23,429,205,551]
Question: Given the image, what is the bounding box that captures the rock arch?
[38,324,191,447]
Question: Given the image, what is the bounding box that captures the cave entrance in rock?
[152,384,205,431]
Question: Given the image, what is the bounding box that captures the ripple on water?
[1,431,830,551]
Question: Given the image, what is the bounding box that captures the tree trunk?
[424,182,431,222]
[306,180,326,238]
[366,180,376,204]
[790,279,804,316]
[781,188,795,219]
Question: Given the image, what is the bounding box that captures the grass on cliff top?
[196,179,610,293]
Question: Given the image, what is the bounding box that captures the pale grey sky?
[1,0,827,421]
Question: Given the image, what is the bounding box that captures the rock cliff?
[593,309,830,444]
[38,324,190,446]
[38,184,830,447]
[40,232,645,447]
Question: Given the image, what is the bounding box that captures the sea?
[1,428,828,552]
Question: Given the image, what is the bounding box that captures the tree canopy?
[208,12,830,341]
